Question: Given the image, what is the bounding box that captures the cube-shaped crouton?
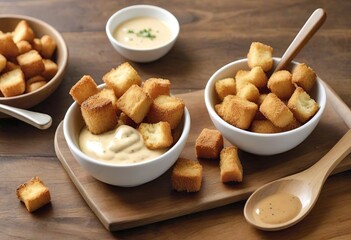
[0,68,25,97]
[288,87,319,123]
[0,33,19,58]
[251,120,282,134]
[171,158,203,192]
[40,35,57,59]
[220,146,243,183]
[16,176,51,213]
[215,95,258,130]
[32,38,42,52]
[16,40,32,54]
[247,42,273,72]
[41,59,58,80]
[143,78,171,99]
[26,75,46,93]
[117,84,152,123]
[3,61,20,73]
[257,93,267,106]
[95,88,118,111]
[292,63,316,92]
[237,83,260,102]
[259,93,294,128]
[81,95,117,134]
[12,20,35,43]
[0,54,7,72]
[69,75,99,105]
[235,66,267,91]
[138,121,173,149]
[195,128,223,159]
[215,77,236,101]
[267,70,295,99]
[16,50,45,78]
[147,95,185,129]
[103,62,142,97]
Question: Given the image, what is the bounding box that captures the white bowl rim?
[63,87,191,168]
[105,4,180,52]
[204,57,327,139]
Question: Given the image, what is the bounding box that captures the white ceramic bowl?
[63,85,191,187]
[205,58,327,155]
[106,5,179,62]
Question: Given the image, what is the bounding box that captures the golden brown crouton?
[0,54,6,73]
[147,95,185,129]
[267,70,295,99]
[143,78,171,99]
[292,63,316,92]
[251,120,282,133]
[2,61,20,73]
[215,77,236,101]
[259,93,294,128]
[215,95,258,130]
[235,66,267,91]
[16,40,32,54]
[220,146,243,183]
[41,59,58,80]
[16,176,51,213]
[247,42,273,72]
[138,121,173,149]
[287,87,319,123]
[26,80,46,93]
[103,62,142,98]
[117,84,152,123]
[95,88,118,111]
[69,75,99,105]
[0,68,25,97]
[195,128,223,159]
[32,38,42,52]
[171,158,203,192]
[236,83,260,102]
[40,35,57,59]
[16,50,45,78]
[81,95,118,134]
[0,33,19,58]
[117,112,137,128]
[12,20,35,43]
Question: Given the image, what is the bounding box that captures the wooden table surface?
[1,0,350,239]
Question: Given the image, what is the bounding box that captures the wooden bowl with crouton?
[204,57,326,155]
[0,14,68,112]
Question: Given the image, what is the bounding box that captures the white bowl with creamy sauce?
[63,85,191,187]
[106,5,179,62]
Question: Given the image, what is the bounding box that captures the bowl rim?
[204,57,327,138]
[0,14,68,101]
[63,84,191,168]
[105,4,180,52]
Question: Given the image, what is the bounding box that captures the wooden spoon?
[0,103,52,129]
[244,129,351,231]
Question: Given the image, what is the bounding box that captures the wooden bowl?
[0,14,68,110]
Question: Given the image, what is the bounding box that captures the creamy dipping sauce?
[253,193,302,224]
[79,125,167,165]
[113,17,172,49]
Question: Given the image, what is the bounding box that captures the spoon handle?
[0,103,52,130]
[274,8,327,72]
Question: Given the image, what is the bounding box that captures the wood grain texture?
[0,0,350,239]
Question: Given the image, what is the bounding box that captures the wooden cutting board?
[54,82,351,231]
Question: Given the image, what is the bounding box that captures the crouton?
[26,80,46,93]
[41,59,58,80]
[0,54,6,73]
[16,50,45,78]
[40,35,57,59]
[247,42,273,72]
[117,112,137,128]
[195,128,223,159]
[220,146,243,183]
[236,83,260,102]
[2,61,20,73]
[0,68,25,97]
[69,75,99,105]
[138,121,173,149]
[171,158,203,192]
[143,78,171,99]
[16,40,32,54]
[235,66,267,91]
[103,62,142,98]
[215,77,236,101]
[287,87,319,123]
[117,84,152,123]
[0,33,19,58]
[267,70,295,99]
[16,176,51,213]
[292,63,316,92]
[147,95,185,129]
[215,95,258,130]
[32,38,42,52]
[81,95,118,134]
[12,20,35,43]
[95,88,118,111]
[259,93,294,128]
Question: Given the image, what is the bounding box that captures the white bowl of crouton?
[64,63,190,187]
[205,55,326,155]
[106,5,179,62]
[0,15,68,110]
